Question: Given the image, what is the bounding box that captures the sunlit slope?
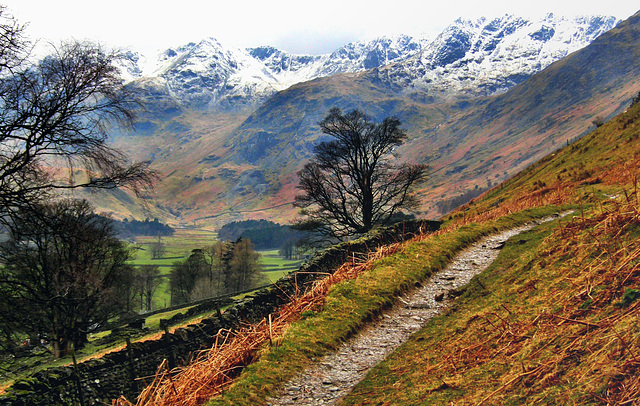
[461,94,640,219]
[341,74,640,406]
[169,11,640,227]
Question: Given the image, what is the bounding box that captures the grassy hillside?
[339,91,640,405]
[191,93,640,406]
[344,205,639,404]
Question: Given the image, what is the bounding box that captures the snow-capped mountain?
[121,14,618,111]
[375,14,620,98]
[97,10,640,229]
[121,35,427,110]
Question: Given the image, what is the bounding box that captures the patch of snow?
[122,14,619,110]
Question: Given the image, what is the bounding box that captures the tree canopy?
[0,200,134,357]
[294,108,427,241]
[217,219,306,250]
[0,7,154,223]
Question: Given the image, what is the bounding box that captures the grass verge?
[204,205,564,406]
[342,198,640,405]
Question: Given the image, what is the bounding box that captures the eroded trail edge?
[268,213,568,406]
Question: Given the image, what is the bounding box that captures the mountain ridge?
[97,13,633,228]
[120,14,617,111]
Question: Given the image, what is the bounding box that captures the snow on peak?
[122,14,619,110]
[376,14,619,98]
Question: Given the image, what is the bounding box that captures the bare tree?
[227,238,264,293]
[136,265,162,311]
[0,6,28,73]
[0,199,134,358]
[149,238,166,259]
[201,241,232,298]
[169,249,208,305]
[0,10,154,223]
[0,8,155,359]
[294,108,427,241]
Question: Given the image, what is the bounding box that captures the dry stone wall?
[0,220,439,405]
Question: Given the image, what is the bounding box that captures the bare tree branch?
[0,29,156,223]
[294,108,428,242]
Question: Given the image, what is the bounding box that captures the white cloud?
[3,0,638,56]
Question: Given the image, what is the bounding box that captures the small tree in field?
[294,108,427,241]
[136,265,162,311]
[149,238,166,259]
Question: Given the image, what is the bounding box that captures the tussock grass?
[114,206,561,406]
[343,197,640,405]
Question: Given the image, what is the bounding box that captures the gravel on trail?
[268,214,565,406]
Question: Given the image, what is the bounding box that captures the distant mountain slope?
[153,11,638,227]
[98,13,629,227]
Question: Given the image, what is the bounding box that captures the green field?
[127,232,304,311]
[1,236,305,387]
[132,228,218,266]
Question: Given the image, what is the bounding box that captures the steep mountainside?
[99,13,630,227]
[375,14,617,99]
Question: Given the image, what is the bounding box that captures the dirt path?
[268,214,565,406]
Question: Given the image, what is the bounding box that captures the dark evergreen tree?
[169,249,208,305]
[136,265,162,311]
[218,219,306,250]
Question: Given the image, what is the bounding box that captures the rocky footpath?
[268,215,564,405]
[0,220,439,406]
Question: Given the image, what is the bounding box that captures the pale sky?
[3,1,638,56]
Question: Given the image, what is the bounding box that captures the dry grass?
[346,194,640,405]
[112,185,632,405]
[440,180,576,233]
[474,197,640,404]
[114,242,407,406]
